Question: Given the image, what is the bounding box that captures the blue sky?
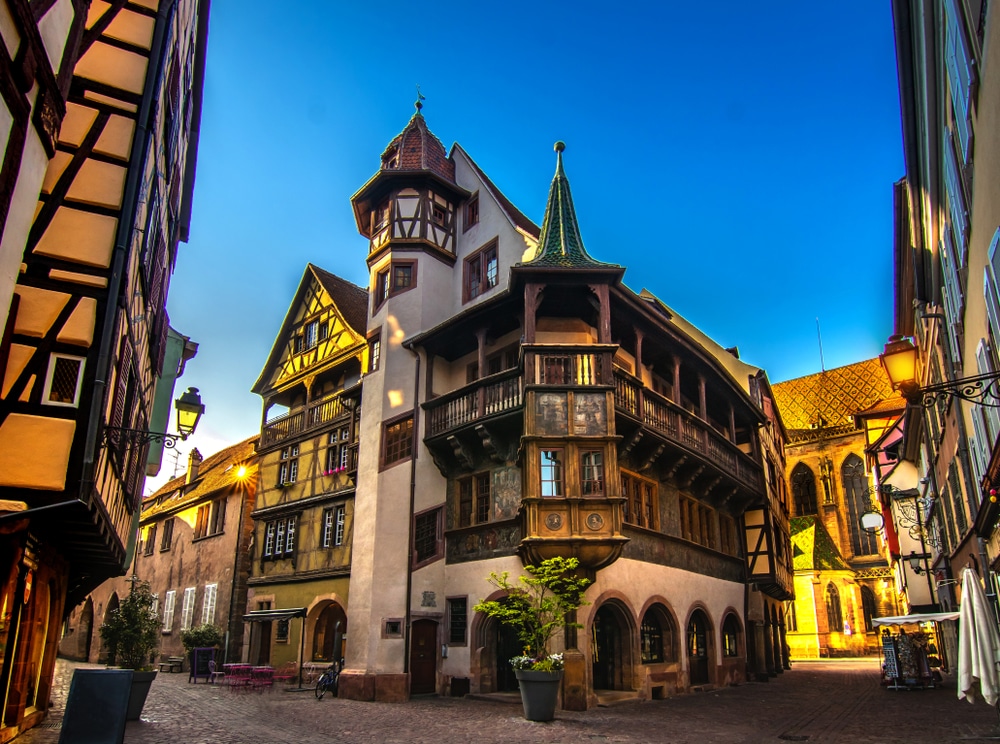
[154,1,903,485]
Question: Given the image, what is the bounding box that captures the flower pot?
[125,670,157,720]
[514,669,563,721]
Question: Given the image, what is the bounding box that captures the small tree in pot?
[473,556,590,720]
[99,579,160,671]
[98,578,161,719]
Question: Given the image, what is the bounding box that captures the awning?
[243,607,307,623]
[872,612,960,626]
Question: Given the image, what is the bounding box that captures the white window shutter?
[181,587,196,630]
[163,590,176,632]
[943,128,969,253]
[977,340,1000,438]
[944,0,973,161]
[201,584,217,625]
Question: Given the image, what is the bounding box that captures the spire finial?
[554,141,565,152]
[415,85,426,112]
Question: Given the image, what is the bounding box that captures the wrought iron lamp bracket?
[916,373,1000,408]
[100,426,180,450]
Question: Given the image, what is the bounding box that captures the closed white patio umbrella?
[958,567,1000,707]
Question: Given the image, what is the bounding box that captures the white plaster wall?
[37,0,74,73]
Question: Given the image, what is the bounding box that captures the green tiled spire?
[526,142,611,267]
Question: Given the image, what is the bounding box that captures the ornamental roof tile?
[790,515,851,571]
[772,358,894,434]
[523,142,616,269]
[380,110,456,184]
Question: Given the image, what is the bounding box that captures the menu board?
[882,635,899,680]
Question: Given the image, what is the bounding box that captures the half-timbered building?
[246,265,368,668]
[337,108,792,708]
[0,1,209,737]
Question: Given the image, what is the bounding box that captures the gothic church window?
[843,454,878,556]
[791,463,818,515]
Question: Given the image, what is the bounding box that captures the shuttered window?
[944,0,974,161]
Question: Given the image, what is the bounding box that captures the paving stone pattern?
[13,658,1000,743]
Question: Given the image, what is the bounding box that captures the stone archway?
[686,608,714,687]
[310,601,347,663]
[591,601,634,691]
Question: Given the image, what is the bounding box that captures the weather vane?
[415,85,426,111]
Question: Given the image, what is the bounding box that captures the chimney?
[186,448,203,485]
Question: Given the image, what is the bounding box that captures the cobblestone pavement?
[13,658,1000,743]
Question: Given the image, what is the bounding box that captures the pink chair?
[251,666,274,692]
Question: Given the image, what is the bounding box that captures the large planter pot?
[125,670,157,720]
[514,669,563,722]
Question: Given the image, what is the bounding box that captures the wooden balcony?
[261,391,354,448]
[614,371,764,492]
[426,369,523,437]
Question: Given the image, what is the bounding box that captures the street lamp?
[880,335,1000,407]
[174,387,205,440]
[908,551,933,575]
[101,387,205,450]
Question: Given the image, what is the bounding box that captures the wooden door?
[409,619,438,695]
[688,613,709,685]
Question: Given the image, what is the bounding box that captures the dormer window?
[384,147,399,169]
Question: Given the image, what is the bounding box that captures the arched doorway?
[592,603,630,691]
[101,594,120,664]
[494,621,520,692]
[409,619,438,695]
[687,609,711,686]
[78,598,95,662]
[311,602,347,662]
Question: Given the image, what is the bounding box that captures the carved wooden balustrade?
[261,390,354,448]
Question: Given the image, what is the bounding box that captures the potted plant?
[180,623,224,682]
[98,579,161,720]
[473,556,590,721]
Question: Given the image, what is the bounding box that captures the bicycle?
[314,661,340,700]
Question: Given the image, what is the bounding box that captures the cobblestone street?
[11,658,1000,744]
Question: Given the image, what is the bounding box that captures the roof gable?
[252,264,369,395]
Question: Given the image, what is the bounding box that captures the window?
[861,586,877,633]
[431,204,446,226]
[322,505,346,548]
[279,445,299,485]
[825,583,843,632]
[785,601,797,633]
[679,496,714,547]
[944,0,973,161]
[640,612,663,663]
[368,331,381,372]
[373,261,416,311]
[162,590,176,632]
[326,427,352,474]
[181,587,196,631]
[720,515,737,556]
[581,450,604,495]
[277,619,290,643]
[143,524,157,556]
[201,584,217,625]
[540,449,563,497]
[458,472,492,527]
[464,241,498,301]
[373,200,390,231]
[722,614,741,657]
[303,320,319,350]
[791,463,818,515]
[382,414,414,468]
[621,472,658,529]
[42,354,85,407]
[413,507,443,567]
[194,498,226,539]
[160,518,174,551]
[263,516,297,559]
[464,195,479,230]
[447,597,468,645]
[843,455,878,556]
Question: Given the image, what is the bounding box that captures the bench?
[158,656,184,673]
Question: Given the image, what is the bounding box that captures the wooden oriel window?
[580,450,604,495]
[382,414,414,468]
[458,472,492,527]
[622,471,658,529]
[413,507,443,568]
[464,240,498,302]
[464,195,479,231]
[540,449,564,497]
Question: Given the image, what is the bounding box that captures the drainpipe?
[403,345,421,676]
